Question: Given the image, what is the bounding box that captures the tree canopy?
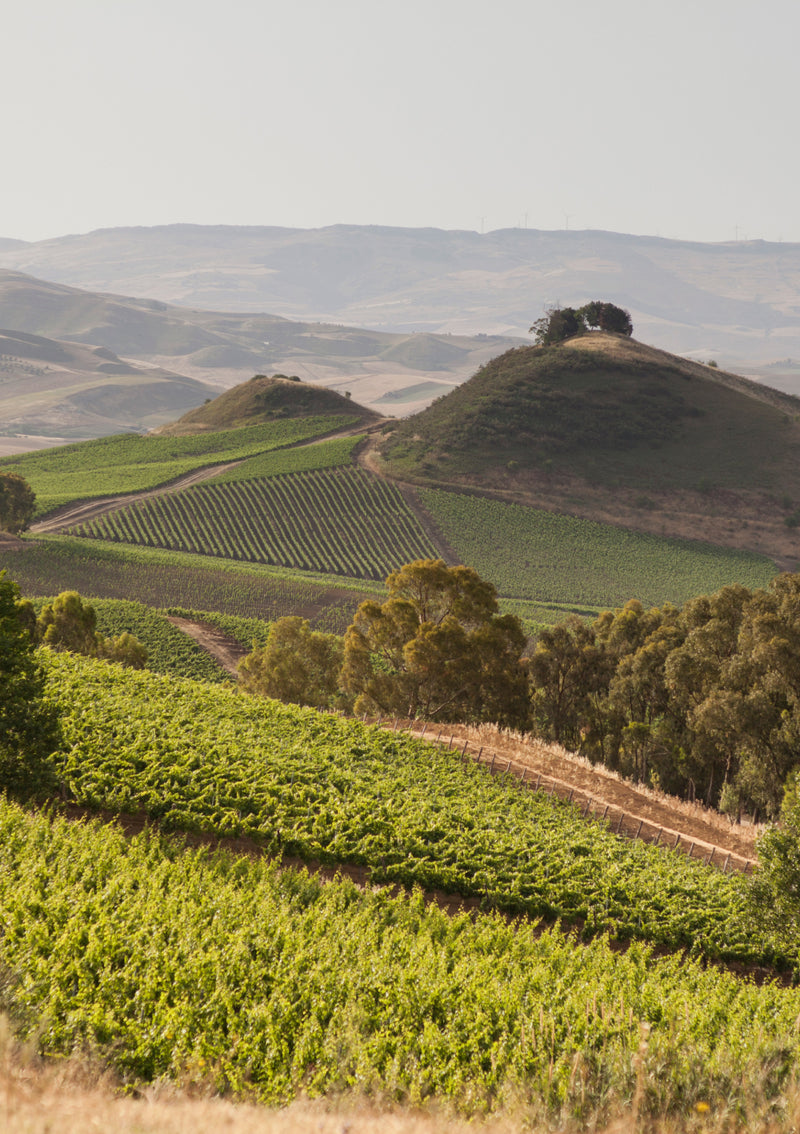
[238,616,345,710]
[0,572,60,794]
[340,559,529,728]
[0,472,36,533]
[530,301,633,346]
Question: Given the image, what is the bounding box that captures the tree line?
[240,561,800,822]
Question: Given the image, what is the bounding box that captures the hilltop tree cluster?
[530,301,633,346]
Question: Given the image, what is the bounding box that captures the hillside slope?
[2,223,800,367]
[0,269,518,436]
[165,372,380,433]
[378,333,800,566]
[0,327,213,438]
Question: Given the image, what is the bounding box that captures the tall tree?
[238,616,345,710]
[0,572,60,794]
[0,473,36,533]
[341,559,529,728]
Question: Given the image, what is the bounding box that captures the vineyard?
[4,799,799,1121]
[208,433,362,484]
[7,538,380,630]
[0,415,354,514]
[43,651,787,968]
[419,488,778,608]
[67,468,439,580]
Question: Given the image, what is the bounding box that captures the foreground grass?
[2,800,800,1126]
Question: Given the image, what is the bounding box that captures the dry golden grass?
[404,721,759,864]
[5,1032,800,1134]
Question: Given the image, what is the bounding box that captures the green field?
[0,415,354,513]
[4,538,381,631]
[3,798,797,1121]
[69,468,439,581]
[419,488,778,608]
[208,433,362,483]
[43,651,784,968]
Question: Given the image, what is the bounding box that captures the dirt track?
[167,616,759,874]
[31,460,246,535]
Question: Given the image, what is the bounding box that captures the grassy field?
[419,488,778,608]
[4,538,381,631]
[0,416,354,513]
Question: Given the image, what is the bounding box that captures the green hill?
[164,372,380,433]
[378,333,800,567]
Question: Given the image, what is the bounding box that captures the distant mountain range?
[2,224,800,371]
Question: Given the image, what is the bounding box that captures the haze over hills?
[3,224,800,373]
[378,332,800,569]
[0,269,516,441]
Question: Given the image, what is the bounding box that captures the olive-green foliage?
[36,591,147,669]
[239,616,346,710]
[342,559,530,729]
[0,472,36,532]
[0,573,60,795]
[750,772,800,948]
[529,575,800,816]
[419,488,776,608]
[3,800,800,1121]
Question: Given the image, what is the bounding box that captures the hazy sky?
[5,0,798,244]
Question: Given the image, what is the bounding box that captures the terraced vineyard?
[419,488,778,608]
[44,651,788,968]
[4,797,799,1122]
[68,468,439,580]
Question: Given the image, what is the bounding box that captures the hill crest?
[159,373,380,434]
[378,332,800,567]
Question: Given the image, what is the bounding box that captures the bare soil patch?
[166,616,248,676]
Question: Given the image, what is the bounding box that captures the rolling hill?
[0,269,518,441]
[377,332,800,568]
[164,372,380,433]
[3,223,800,370]
[0,327,214,438]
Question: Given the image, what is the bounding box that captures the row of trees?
[530,301,633,346]
[239,561,800,821]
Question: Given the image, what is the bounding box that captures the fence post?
[653,828,662,847]
[635,820,643,839]
[461,739,469,756]
[601,803,609,820]
[616,812,624,833]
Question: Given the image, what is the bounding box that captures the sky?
[4,0,799,245]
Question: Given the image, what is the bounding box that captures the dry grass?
[5,1025,800,1134]
[403,720,759,864]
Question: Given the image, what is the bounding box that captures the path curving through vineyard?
[168,616,759,873]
